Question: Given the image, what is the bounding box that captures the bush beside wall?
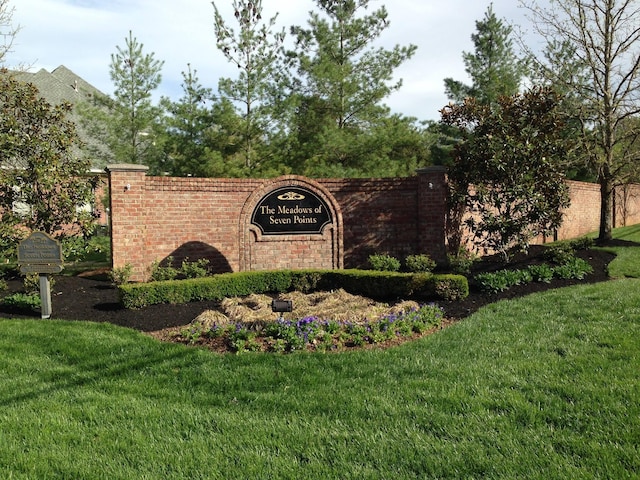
[118,270,468,309]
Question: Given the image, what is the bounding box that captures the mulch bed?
[0,244,620,339]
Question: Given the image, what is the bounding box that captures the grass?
[599,224,640,278]
[0,229,639,478]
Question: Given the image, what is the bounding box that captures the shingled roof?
[11,65,109,167]
[13,65,103,106]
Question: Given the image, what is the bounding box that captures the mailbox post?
[17,232,64,319]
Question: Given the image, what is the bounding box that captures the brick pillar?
[106,164,149,282]
[416,166,448,265]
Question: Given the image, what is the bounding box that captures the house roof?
[10,66,109,167]
[13,65,104,106]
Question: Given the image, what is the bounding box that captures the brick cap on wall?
[105,164,150,173]
[416,165,447,174]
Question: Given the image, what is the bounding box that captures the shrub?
[180,258,210,279]
[543,243,576,265]
[475,255,594,293]
[527,264,554,283]
[149,257,178,282]
[569,236,595,250]
[109,263,133,285]
[508,268,533,285]
[474,270,511,293]
[0,278,7,292]
[23,273,55,293]
[118,269,469,309]
[368,254,401,272]
[553,257,593,280]
[447,248,479,275]
[405,254,436,273]
[474,268,534,293]
[322,270,412,299]
[61,235,109,263]
[23,273,40,294]
[119,270,296,309]
[433,275,469,301]
[1,292,41,310]
[0,227,21,264]
[290,271,323,293]
[149,257,212,281]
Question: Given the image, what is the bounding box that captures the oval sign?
[251,186,333,235]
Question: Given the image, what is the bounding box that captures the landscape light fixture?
[271,299,293,320]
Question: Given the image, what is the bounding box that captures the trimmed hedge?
[118,269,468,309]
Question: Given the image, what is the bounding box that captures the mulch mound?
[0,244,619,335]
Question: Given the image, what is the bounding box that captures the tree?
[290,0,416,129]
[521,0,640,243]
[0,71,98,247]
[444,4,526,105]
[0,0,19,66]
[161,64,248,177]
[440,87,572,260]
[528,39,594,181]
[436,5,527,251]
[284,0,418,175]
[212,0,285,170]
[162,64,218,177]
[81,31,165,171]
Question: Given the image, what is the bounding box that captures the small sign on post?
[17,232,64,319]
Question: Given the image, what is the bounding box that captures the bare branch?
[0,0,20,66]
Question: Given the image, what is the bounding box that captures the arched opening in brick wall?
[239,176,344,271]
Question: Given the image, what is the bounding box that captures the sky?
[7,0,544,122]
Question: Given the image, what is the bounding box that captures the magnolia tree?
[441,87,573,260]
[0,71,98,253]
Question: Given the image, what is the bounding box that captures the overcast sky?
[7,0,544,122]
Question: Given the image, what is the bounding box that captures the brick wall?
[614,183,640,228]
[535,180,640,243]
[553,180,601,240]
[106,165,448,281]
[106,164,640,282]
[321,166,447,268]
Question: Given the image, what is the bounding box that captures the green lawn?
[0,229,639,479]
[600,224,640,278]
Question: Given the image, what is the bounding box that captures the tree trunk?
[598,170,613,244]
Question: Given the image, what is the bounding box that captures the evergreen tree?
[437,5,527,250]
[444,4,526,105]
[441,87,572,259]
[162,64,218,177]
[161,65,248,177]
[283,0,418,176]
[81,31,165,171]
[212,0,285,170]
